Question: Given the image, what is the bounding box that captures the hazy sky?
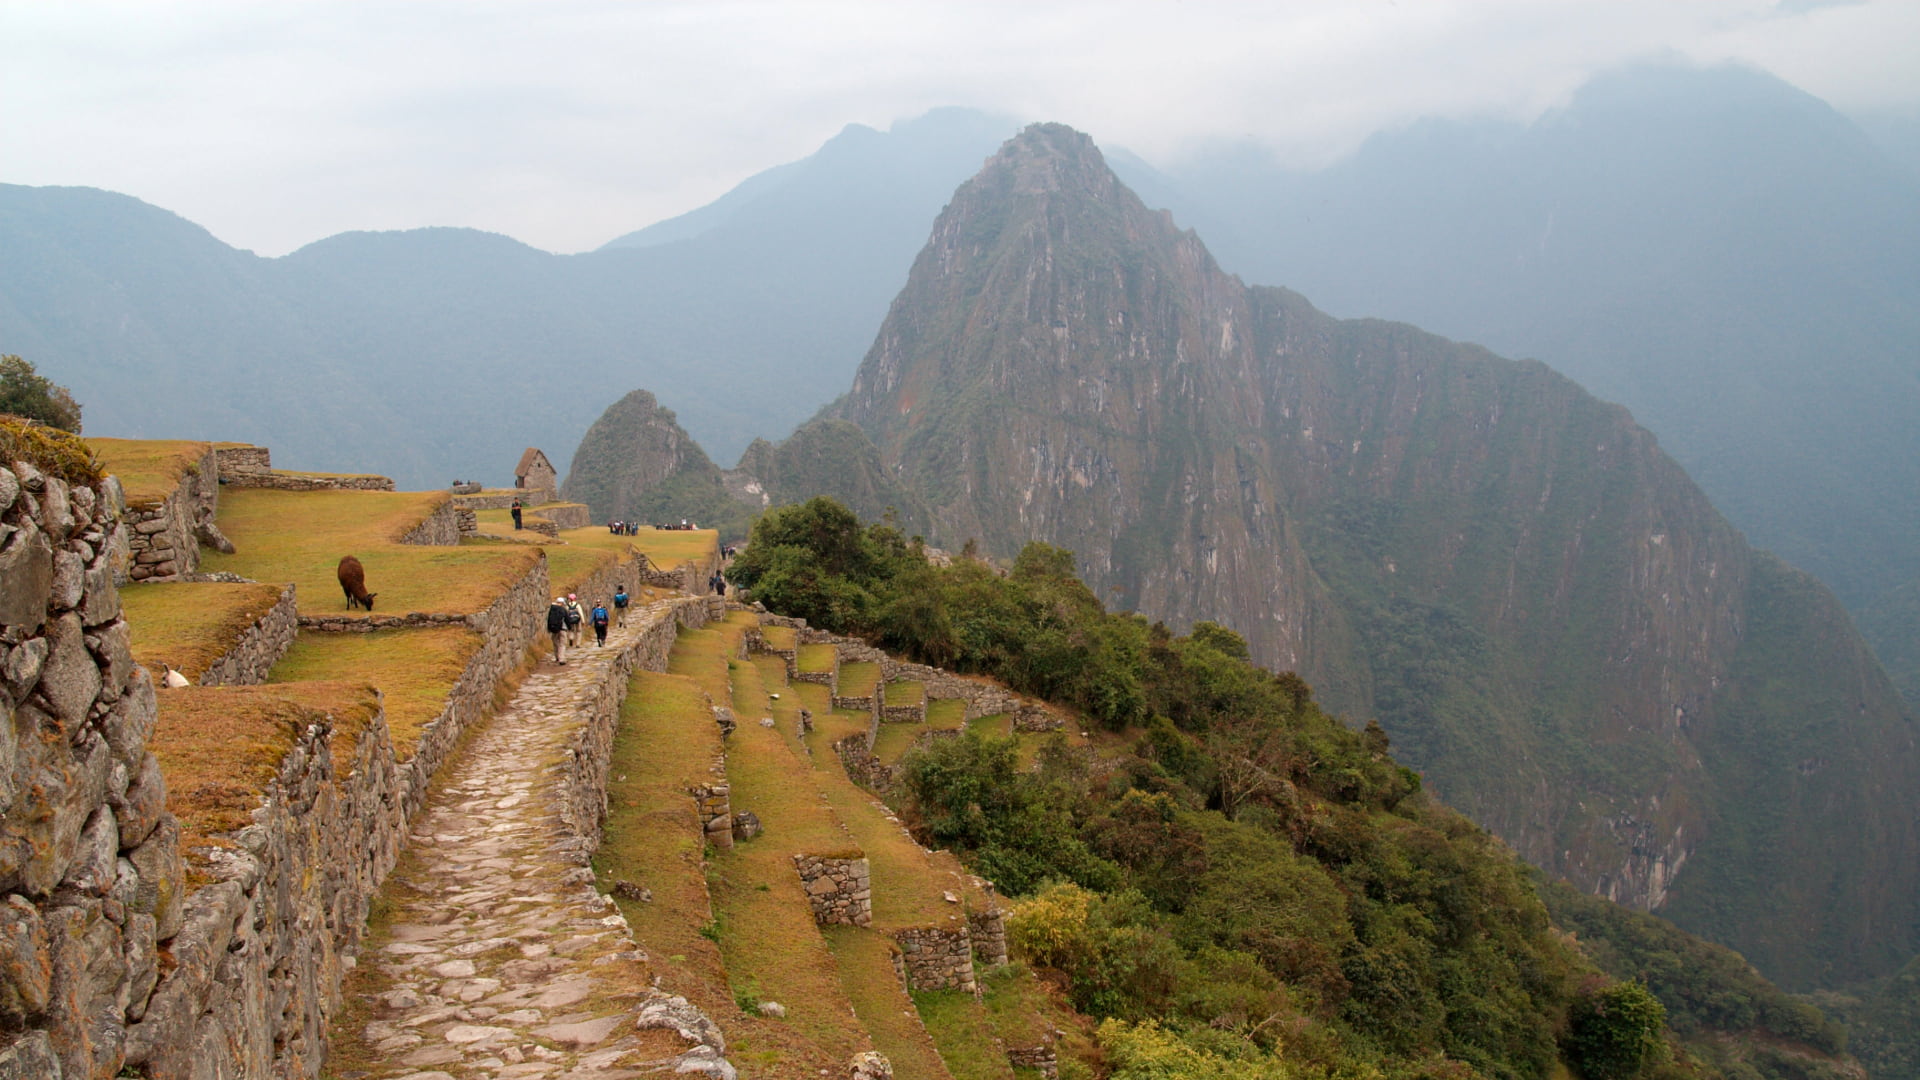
[4,1,1916,256]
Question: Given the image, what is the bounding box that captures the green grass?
[120,581,286,682]
[694,629,866,1070]
[912,986,1017,1080]
[761,625,798,652]
[886,680,926,706]
[202,487,539,617]
[824,926,958,1080]
[796,643,837,674]
[87,436,205,506]
[268,626,481,757]
[927,698,967,727]
[839,661,881,698]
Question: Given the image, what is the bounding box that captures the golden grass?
[150,680,380,879]
[824,926,959,1080]
[838,661,881,698]
[886,680,926,706]
[201,487,538,616]
[796,643,836,674]
[120,581,286,682]
[544,545,620,600]
[268,626,481,758]
[86,436,205,506]
[760,625,798,652]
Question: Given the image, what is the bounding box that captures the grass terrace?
[796,643,836,674]
[885,680,925,707]
[838,661,881,698]
[120,581,286,682]
[873,697,968,767]
[759,624,798,652]
[150,680,381,882]
[201,487,539,617]
[87,437,208,507]
[824,926,958,1080]
[267,626,481,756]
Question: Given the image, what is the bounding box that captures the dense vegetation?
[729,498,1766,1080]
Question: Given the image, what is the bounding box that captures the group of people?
[707,571,727,596]
[544,585,632,664]
[605,520,641,535]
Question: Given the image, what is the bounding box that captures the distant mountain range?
[5,63,1914,711]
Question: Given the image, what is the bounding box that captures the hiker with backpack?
[592,599,611,647]
[613,585,630,627]
[545,596,569,664]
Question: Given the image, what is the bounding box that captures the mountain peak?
[980,122,1121,200]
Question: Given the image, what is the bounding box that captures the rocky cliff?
[831,124,1920,989]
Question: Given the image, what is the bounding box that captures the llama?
[337,555,378,610]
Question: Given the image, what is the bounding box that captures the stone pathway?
[329,602,734,1080]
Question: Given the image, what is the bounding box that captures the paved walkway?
[329,602,734,1080]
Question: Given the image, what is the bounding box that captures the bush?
[1565,982,1670,1080]
[0,355,82,432]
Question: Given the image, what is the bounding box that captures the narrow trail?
[328,601,733,1080]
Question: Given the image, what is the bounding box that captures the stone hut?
[514,448,558,506]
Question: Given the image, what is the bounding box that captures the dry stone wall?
[396,498,460,546]
[793,628,1066,727]
[1006,1045,1059,1078]
[124,699,406,1080]
[792,855,871,927]
[891,927,976,993]
[211,444,270,479]
[392,553,549,821]
[122,445,218,583]
[196,583,298,687]
[536,503,591,530]
[555,595,713,862]
[0,463,187,1080]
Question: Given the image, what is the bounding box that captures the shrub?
[1565,981,1670,1080]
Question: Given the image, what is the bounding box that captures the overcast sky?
[4,0,1916,257]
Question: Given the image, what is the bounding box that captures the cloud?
[3,1,1915,255]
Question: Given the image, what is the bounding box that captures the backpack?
[592,606,609,626]
[614,590,629,608]
[546,603,567,633]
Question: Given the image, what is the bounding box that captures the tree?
[1565,981,1671,1080]
[0,355,83,432]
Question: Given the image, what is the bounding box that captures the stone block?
[122,912,157,1022]
[0,468,15,515]
[126,818,184,940]
[37,615,100,729]
[49,550,84,612]
[0,524,53,629]
[78,563,119,628]
[0,894,52,1024]
[102,675,156,769]
[2,637,46,701]
[0,1029,59,1080]
[111,754,166,849]
[85,620,132,706]
[61,806,119,896]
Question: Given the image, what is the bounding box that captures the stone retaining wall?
[891,926,976,993]
[197,584,298,687]
[792,855,871,927]
[125,698,406,1080]
[451,492,535,511]
[880,697,926,725]
[536,503,592,530]
[454,508,478,535]
[0,463,187,1080]
[690,784,733,853]
[554,596,713,861]
[392,553,550,822]
[794,628,1064,728]
[226,471,395,493]
[396,498,460,546]
[211,444,271,478]
[968,909,1009,967]
[1006,1046,1059,1078]
[123,445,219,582]
[833,734,893,793]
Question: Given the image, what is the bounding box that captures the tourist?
[591,600,610,647]
[564,593,585,648]
[545,596,569,664]
[511,498,523,530]
[613,584,629,627]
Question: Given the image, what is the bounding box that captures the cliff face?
[561,389,731,525]
[834,124,1920,988]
